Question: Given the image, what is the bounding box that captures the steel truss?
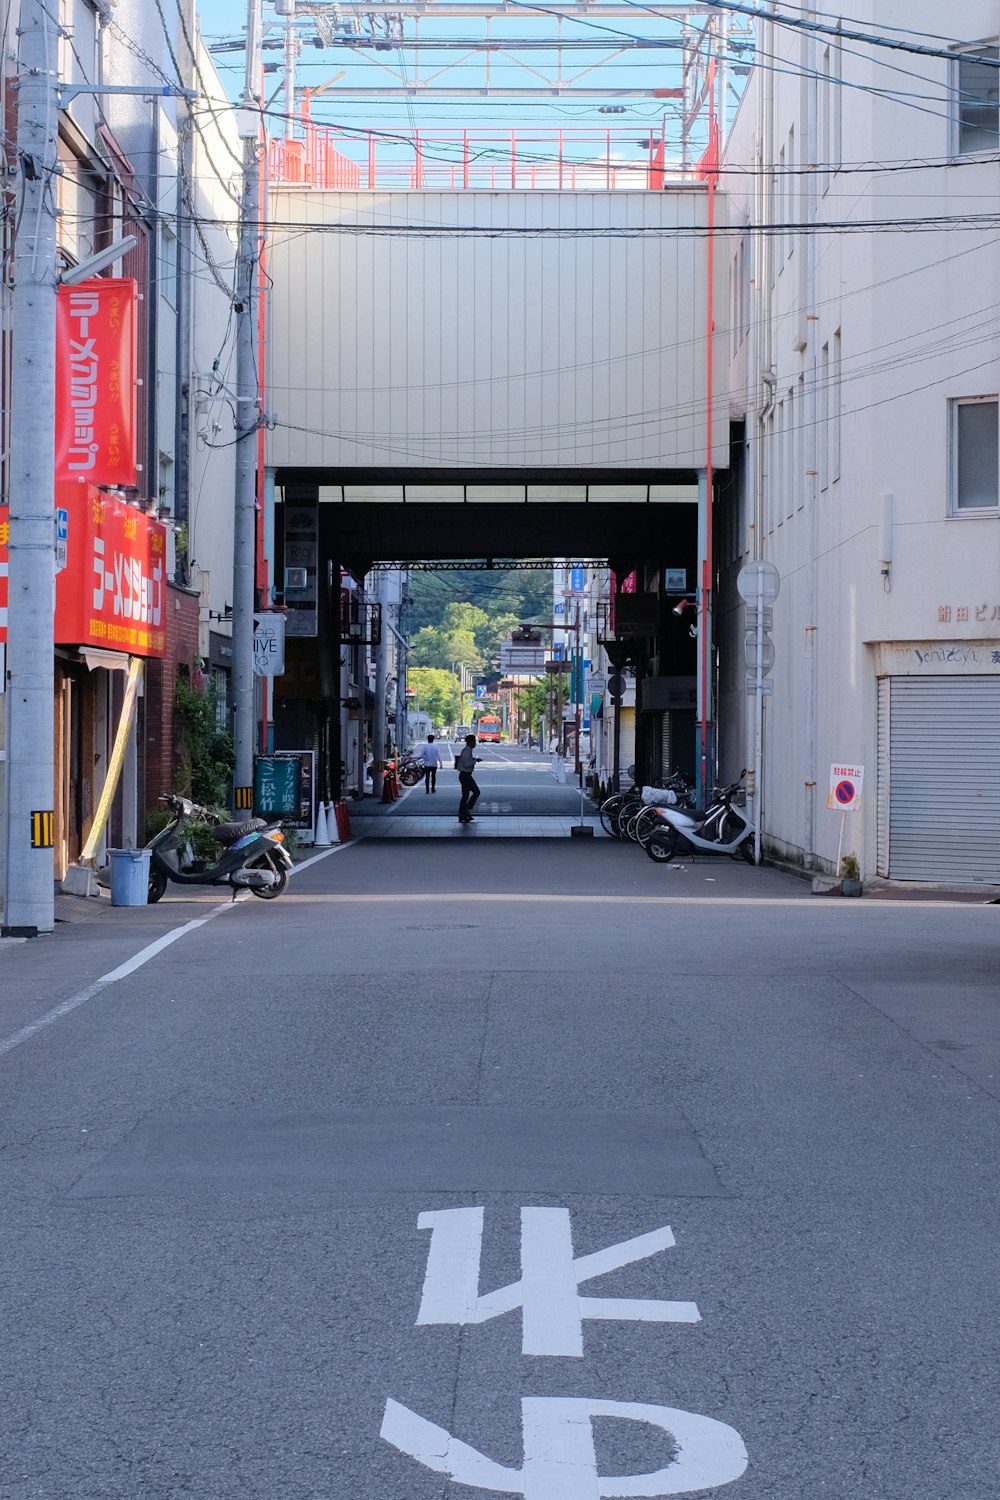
[369,559,607,571]
[209,3,752,166]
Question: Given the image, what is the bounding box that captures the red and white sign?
[827,762,864,811]
[56,278,138,487]
[0,486,167,658]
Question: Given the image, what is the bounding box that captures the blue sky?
[194,0,732,179]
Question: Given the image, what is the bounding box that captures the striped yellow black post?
[234,786,254,811]
[30,811,54,848]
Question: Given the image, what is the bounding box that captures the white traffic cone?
[326,800,340,843]
[314,800,331,848]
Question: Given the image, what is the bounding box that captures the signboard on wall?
[253,612,286,676]
[56,279,138,487]
[0,486,167,657]
[284,501,318,637]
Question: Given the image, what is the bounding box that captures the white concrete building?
[719,4,1000,885]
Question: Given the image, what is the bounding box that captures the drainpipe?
[803,24,819,865]
[173,0,196,585]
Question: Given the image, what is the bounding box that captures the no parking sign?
[828,763,864,811]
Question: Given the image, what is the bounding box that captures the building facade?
[719,3,1000,884]
[0,0,239,886]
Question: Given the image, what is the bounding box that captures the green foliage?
[409,602,488,673]
[840,852,861,880]
[145,807,172,842]
[405,567,553,638]
[144,802,227,863]
[407,667,460,728]
[173,668,234,807]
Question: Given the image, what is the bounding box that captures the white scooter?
[645,774,756,864]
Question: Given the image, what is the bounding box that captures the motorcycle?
[398,754,424,788]
[146,794,293,902]
[645,774,756,864]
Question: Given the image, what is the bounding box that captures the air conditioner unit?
[285,567,308,589]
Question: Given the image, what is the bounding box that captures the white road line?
[294,838,364,873]
[0,839,362,1061]
[521,1207,583,1357]
[0,900,241,1061]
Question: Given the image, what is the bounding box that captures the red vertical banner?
[55,278,138,487]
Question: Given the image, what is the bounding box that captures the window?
[955,46,1000,154]
[729,235,749,358]
[819,40,843,194]
[159,226,177,310]
[819,341,830,492]
[951,397,999,512]
[831,329,841,484]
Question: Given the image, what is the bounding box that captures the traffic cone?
[326,801,340,843]
[314,800,331,847]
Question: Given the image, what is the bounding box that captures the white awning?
[81,648,131,673]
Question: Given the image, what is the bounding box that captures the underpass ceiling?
[277,485,699,571]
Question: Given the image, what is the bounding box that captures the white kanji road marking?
[381,1395,748,1497]
[416,1207,701,1357]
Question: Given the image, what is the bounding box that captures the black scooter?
[147,795,293,903]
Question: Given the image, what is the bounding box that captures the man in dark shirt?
[456,734,482,823]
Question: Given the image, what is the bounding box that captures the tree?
[476,610,521,673]
[407,668,460,728]
[409,602,488,673]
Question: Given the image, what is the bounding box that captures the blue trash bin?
[108,848,152,906]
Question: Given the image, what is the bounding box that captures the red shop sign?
[0,487,167,658]
[55,278,138,487]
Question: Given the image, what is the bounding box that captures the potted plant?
[840,852,863,897]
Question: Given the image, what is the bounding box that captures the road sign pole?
[754,568,764,865]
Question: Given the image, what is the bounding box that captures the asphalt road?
[1,842,999,1498]
[384,742,588,818]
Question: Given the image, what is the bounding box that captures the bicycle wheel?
[634,807,665,848]
[599,794,626,837]
[624,809,645,842]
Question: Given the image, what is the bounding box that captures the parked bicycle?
[598,772,693,845]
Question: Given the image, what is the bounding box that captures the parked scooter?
[398,754,424,788]
[147,794,293,902]
[645,774,756,864]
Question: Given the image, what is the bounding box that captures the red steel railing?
[268,123,691,192]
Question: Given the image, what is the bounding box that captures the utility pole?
[2,0,59,935]
[231,0,264,814]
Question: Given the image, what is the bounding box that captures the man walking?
[421,734,440,794]
[456,734,482,823]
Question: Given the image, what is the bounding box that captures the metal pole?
[231,0,263,814]
[574,600,582,781]
[284,2,297,141]
[373,570,389,799]
[754,567,764,864]
[2,0,59,935]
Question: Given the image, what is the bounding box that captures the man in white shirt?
[420,734,440,794]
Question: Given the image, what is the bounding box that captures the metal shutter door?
[661,712,671,778]
[876,677,890,877]
[888,676,1000,883]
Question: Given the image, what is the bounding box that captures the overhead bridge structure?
[263,170,729,797]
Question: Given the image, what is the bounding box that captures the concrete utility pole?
[231,0,264,813]
[2,0,60,935]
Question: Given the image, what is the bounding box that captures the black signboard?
[254,756,301,820]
